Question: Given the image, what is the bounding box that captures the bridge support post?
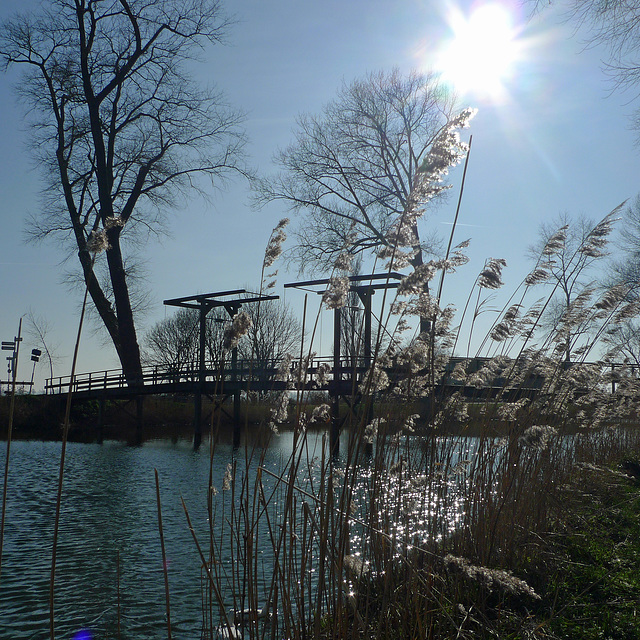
[97,397,105,444]
[135,396,144,445]
[194,303,208,450]
[232,346,241,449]
[358,287,374,426]
[331,307,341,457]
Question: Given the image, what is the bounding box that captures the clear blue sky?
[0,0,638,391]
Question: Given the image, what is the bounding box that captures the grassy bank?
[538,459,640,640]
[437,456,640,639]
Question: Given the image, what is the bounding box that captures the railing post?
[361,287,374,425]
[194,305,207,450]
[232,346,241,449]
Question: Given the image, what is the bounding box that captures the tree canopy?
[256,69,471,275]
[1,0,247,384]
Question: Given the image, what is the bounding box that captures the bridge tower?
[164,289,279,449]
[285,273,402,455]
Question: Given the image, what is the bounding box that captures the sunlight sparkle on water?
[436,2,525,103]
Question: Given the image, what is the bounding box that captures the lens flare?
[436,2,524,102]
[72,630,92,640]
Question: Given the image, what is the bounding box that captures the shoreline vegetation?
[3,396,640,638]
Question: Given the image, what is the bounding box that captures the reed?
[186,188,640,639]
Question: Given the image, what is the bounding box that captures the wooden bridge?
[35,279,635,450]
[42,354,554,447]
[42,353,634,451]
[43,356,358,406]
[43,355,551,399]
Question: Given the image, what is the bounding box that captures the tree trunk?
[104,232,143,387]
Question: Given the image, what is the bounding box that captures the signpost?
[1,328,23,394]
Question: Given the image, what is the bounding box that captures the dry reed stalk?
[0,317,22,588]
[155,469,172,639]
[50,277,91,640]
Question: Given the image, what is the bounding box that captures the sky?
[0,0,638,392]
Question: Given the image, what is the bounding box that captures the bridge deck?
[42,355,594,402]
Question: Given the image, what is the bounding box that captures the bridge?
[42,353,635,451]
[42,353,556,447]
[32,279,636,450]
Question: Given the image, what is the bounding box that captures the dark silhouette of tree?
[144,298,301,383]
[255,69,470,276]
[1,0,247,385]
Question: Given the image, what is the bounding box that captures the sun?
[436,3,523,102]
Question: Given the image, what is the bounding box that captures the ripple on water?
[0,433,473,638]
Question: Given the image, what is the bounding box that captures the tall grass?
[181,123,640,638]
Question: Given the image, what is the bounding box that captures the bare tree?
[238,297,301,377]
[25,311,60,383]
[255,69,468,275]
[603,319,640,366]
[144,298,301,382]
[610,195,640,298]
[143,307,226,377]
[528,209,620,361]
[1,0,247,386]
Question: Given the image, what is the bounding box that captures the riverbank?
[531,460,640,640]
[436,458,640,639]
[0,393,282,442]
[0,393,426,442]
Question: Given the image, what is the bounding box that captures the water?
[0,433,327,640]
[0,432,477,640]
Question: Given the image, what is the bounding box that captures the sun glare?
[437,3,523,102]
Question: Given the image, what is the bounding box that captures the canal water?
[0,431,477,640]
[0,432,330,640]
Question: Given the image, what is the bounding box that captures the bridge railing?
[45,357,637,396]
[44,356,373,395]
